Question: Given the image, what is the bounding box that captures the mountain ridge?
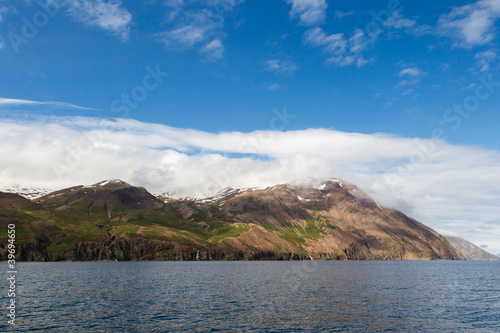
[444,235,499,260]
[0,178,486,261]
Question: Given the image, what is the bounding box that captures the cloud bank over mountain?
[1,115,499,255]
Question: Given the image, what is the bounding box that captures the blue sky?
[1,0,500,254]
[1,0,499,146]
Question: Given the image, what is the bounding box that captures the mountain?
[444,236,499,260]
[0,179,464,261]
[0,191,44,211]
[37,179,164,217]
[0,185,52,200]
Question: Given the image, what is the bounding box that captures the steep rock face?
[445,236,499,260]
[0,179,465,261]
[5,236,197,261]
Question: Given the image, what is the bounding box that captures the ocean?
[1,261,499,332]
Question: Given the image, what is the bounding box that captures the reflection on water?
[1,261,499,332]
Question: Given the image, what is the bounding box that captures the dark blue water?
[1,261,499,332]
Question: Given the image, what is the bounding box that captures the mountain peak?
[92,179,130,187]
[34,180,163,218]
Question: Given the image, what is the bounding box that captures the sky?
[0,0,499,255]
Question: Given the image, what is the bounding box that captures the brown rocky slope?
[445,236,499,260]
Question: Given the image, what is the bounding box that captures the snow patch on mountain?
[0,185,53,200]
[93,179,129,187]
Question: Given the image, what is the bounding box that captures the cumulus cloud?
[65,0,132,40]
[438,0,500,47]
[1,115,500,254]
[287,0,328,26]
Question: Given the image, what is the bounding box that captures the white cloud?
[305,27,346,53]
[348,29,367,54]
[440,63,450,71]
[397,67,425,89]
[65,0,132,40]
[1,115,500,255]
[438,0,500,47]
[474,50,497,71]
[379,11,431,36]
[206,0,240,11]
[158,2,240,60]
[334,10,354,20]
[397,79,420,87]
[202,38,224,60]
[0,6,9,22]
[301,10,428,67]
[287,0,327,26]
[267,83,282,91]
[384,11,417,29]
[326,54,354,66]
[164,0,184,8]
[399,67,425,77]
[401,88,415,96]
[0,97,95,110]
[264,59,298,75]
[355,56,372,67]
[162,25,206,47]
[305,27,372,67]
